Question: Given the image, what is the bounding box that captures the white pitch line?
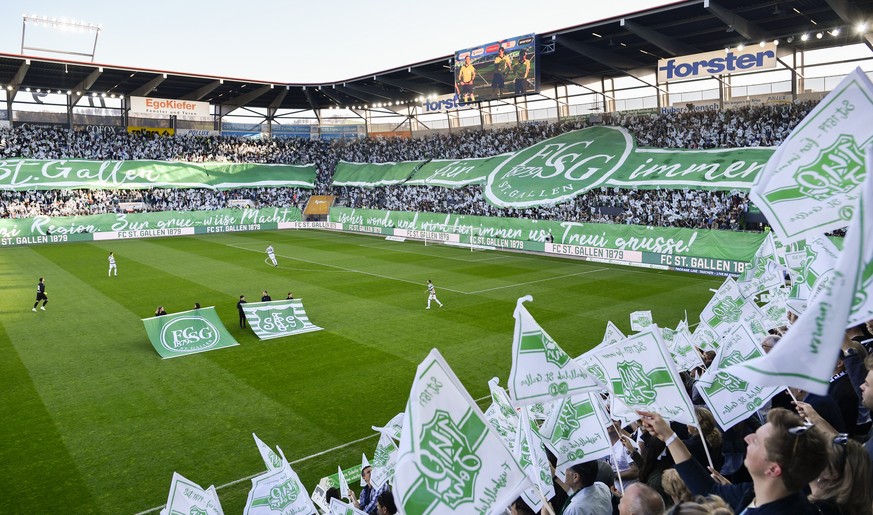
[467,268,609,294]
[227,242,470,294]
[356,242,511,263]
[134,393,496,514]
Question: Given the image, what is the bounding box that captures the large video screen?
[454,34,538,103]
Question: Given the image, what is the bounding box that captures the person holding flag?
[637,408,828,514]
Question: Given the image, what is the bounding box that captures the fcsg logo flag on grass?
[142,307,239,359]
[242,299,323,340]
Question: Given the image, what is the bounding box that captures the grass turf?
[0,228,723,513]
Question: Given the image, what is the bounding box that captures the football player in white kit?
[426,279,443,309]
[266,244,278,267]
[108,252,118,277]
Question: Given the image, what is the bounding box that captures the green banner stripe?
[332,160,425,187]
[739,364,830,385]
[0,159,316,190]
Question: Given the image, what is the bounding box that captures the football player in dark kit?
[32,277,48,311]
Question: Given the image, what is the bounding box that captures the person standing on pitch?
[261,290,272,302]
[108,251,118,277]
[237,295,247,328]
[266,244,278,267]
[32,277,48,311]
[426,279,443,309]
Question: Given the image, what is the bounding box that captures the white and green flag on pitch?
[717,146,872,395]
[252,433,284,472]
[394,348,531,515]
[539,392,612,475]
[243,447,318,515]
[242,299,323,340]
[587,327,696,425]
[750,67,873,244]
[695,324,784,430]
[328,498,368,515]
[160,472,224,515]
[629,311,654,332]
[143,307,239,359]
[508,296,600,406]
[370,432,398,491]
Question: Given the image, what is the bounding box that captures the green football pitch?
[0,228,723,513]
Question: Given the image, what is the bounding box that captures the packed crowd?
[0,101,817,228]
[0,187,309,218]
[335,321,873,515]
[343,185,750,230]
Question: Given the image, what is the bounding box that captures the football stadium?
[1,1,873,514]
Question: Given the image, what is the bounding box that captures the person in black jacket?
[32,277,48,311]
[237,295,247,328]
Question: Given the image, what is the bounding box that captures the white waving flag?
[630,311,654,332]
[750,67,873,243]
[329,497,368,515]
[515,406,555,512]
[668,324,705,372]
[370,433,398,491]
[601,321,626,348]
[508,296,600,406]
[252,433,283,472]
[372,413,404,441]
[784,236,839,315]
[699,277,766,338]
[360,453,370,487]
[162,472,224,515]
[485,378,520,450]
[337,466,351,501]
[718,148,871,395]
[243,447,318,515]
[848,149,873,325]
[587,328,696,424]
[695,324,784,430]
[539,392,613,476]
[394,348,531,515]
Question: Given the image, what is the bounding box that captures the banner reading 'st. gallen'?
[142,307,239,359]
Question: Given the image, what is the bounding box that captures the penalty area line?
[134,393,494,515]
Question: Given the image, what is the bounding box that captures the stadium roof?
[0,0,870,112]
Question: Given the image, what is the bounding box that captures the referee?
[32,277,48,312]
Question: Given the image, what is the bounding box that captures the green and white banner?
[161,472,224,515]
[515,407,555,512]
[405,154,510,188]
[371,412,404,441]
[142,307,239,359]
[331,207,764,276]
[750,68,873,244]
[0,159,316,190]
[252,433,284,473]
[394,348,531,515]
[331,127,774,202]
[241,299,323,340]
[539,392,612,475]
[331,160,425,187]
[243,448,318,515]
[586,327,695,425]
[0,207,303,247]
[696,324,783,431]
[784,236,839,315]
[668,323,705,373]
[508,296,600,406]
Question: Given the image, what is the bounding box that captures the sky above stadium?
[1,0,673,83]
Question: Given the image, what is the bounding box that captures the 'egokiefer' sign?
[129,96,211,118]
[658,44,777,82]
